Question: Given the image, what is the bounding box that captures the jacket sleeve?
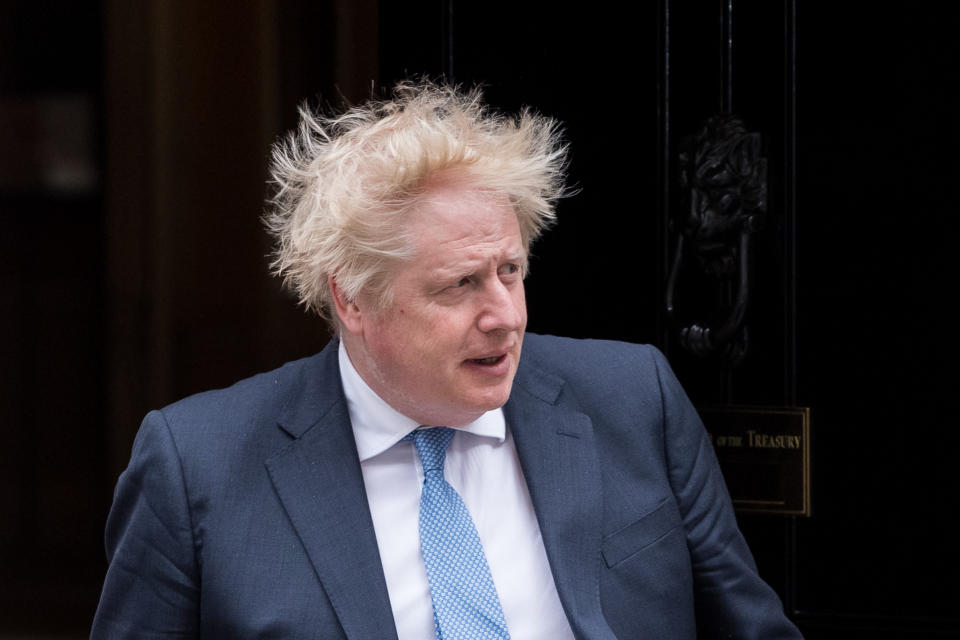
[650,347,803,639]
[91,410,200,639]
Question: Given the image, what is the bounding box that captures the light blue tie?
[405,427,511,640]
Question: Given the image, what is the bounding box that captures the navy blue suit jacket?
[92,334,802,638]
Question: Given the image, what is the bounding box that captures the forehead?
[406,183,524,261]
[415,178,508,220]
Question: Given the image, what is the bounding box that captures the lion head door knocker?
[665,114,767,365]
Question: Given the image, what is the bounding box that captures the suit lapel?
[505,358,618,640]
[264,342,399,640]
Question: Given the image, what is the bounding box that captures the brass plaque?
[699,406,811,516]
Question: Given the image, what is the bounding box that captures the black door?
[380,2,959,637]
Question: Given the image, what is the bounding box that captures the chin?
[467,387,513,413]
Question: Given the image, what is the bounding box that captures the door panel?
[379,1,959,637]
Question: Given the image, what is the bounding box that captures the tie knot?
[405,427,455,475]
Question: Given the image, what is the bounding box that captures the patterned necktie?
[405,427,511,640]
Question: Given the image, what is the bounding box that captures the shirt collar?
[338,339,506,462]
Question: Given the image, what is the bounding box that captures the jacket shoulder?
[521,333,665,380]
[162,354,309,422]
[517,333,676,416]
[155,341,341,450]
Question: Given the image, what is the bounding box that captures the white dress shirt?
[338,341,575,640]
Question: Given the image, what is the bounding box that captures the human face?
[341,183,527,427]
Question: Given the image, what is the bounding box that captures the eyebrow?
[429,249,528,278]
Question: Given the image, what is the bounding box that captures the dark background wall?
[1,1,957,637]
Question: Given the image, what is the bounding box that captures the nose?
[476,278,525,334]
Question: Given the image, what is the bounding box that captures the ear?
[329,275,364,335]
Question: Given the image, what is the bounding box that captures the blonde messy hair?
[264,80,569,325]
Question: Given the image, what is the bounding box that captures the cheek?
[363,316,409,367]
[383,312,448,365]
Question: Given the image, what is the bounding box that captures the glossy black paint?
[381,1,960,637]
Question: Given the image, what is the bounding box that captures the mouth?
[468,354,506,366]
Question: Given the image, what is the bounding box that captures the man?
[92,81,802,638]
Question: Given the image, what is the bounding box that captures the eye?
[499,263,520,277]
[452,276,471,288]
